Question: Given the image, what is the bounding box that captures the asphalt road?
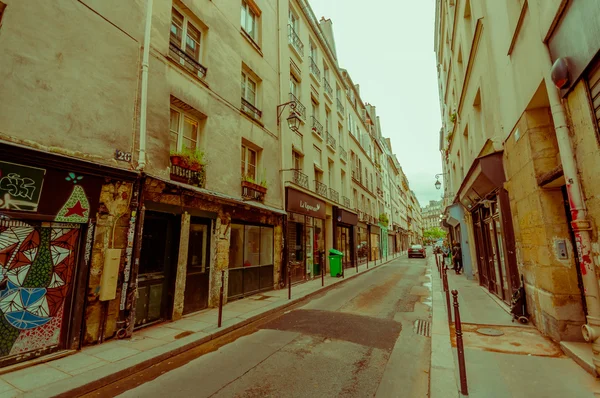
[90,255,432,398]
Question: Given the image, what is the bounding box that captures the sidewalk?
[430,257,599,398]
[0,255,402,398]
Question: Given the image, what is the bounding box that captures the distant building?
[421,200,443,231]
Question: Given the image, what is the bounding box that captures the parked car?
[408,244,426,258]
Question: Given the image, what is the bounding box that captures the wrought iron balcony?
[289,93,306,120]
[377,187,384,198]
[241,98,262,120]
[336,98,345,114]
[311,116,323,137]
[169,41,207,78]
[324,79,333,97]
[326,132,336,149]
[309,56,321,82]
[339,146,348,162]
[170,164,206,188]
[314,180,328,197]
[288,24,304,56]
[241,180,266,202]
[329,188,339,203]
[292,170,309,189]
[343,196,351,208]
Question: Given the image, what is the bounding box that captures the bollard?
[356,257,359,273]
[288,264,291,300]
[452,290,469,396]
[218,270,224,328]
[435,252,440,272]
[443,268,452,324]
[321,256,325,287]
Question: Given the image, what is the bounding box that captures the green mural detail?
[54,185,90,223]
[0,316,20,357]
[22,229,53,289]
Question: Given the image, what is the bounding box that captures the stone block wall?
[84,180,134,345]
[503,109,585,342]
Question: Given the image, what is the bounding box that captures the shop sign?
[286,188,326,219]
[0,161,46,212]
[337,208,358,225]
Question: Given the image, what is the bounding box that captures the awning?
[146,174,287,216]
[456,152,505,210]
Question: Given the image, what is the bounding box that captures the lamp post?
[277,101,301,132]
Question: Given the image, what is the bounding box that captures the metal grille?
[587,61,600,137]
[414,319,431,337]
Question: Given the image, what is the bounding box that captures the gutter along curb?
[29,256,399,398]
[429,256,459,398]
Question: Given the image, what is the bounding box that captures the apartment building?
[422,200,443,231]
[435,0,600,373]
[0,0,416,367]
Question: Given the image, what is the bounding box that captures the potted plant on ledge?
[379,213,389,227]
[241,173,267,195]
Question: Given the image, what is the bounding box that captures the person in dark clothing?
[452,244,463,274]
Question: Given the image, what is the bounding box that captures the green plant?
[378,213,389,227]
[259,168,268,188]
[242,174,256,184]
[449,112,457,123]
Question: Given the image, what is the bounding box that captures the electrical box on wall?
[99,248,122,301]
[556,240,568,260]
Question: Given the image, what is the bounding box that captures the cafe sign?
[286,188,326,219]
[0,161,46,212]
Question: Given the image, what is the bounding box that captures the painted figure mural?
[0,220,79,359]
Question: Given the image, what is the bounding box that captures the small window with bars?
[587,60,600,141]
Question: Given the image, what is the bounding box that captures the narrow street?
[86,256,432,398]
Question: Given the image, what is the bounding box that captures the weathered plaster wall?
[504,109,585,341]
[85,181,134,344]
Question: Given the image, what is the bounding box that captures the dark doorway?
[183,218,211,315]
[135,211,180,328]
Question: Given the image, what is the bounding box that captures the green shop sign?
[0,161,46,212]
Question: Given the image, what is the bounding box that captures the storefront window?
[260,227,273,265]
[371,232,380,260]
[229,224,274,268]
[229,224,244,268]
[357,226,368,264]
[188,223,208,273]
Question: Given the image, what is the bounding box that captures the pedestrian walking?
[442,242,450,270]
[453,244,463,274]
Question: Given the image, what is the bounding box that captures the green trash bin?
[329,248,344,277]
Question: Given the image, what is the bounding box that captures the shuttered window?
[587,60,600,140]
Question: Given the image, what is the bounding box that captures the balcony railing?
[311,116,323,137]
[169,41,207,78]
[288,24,304,56]
[314,180,328,197]
[324,79,333,97]
[336,98,345,114]
[170,164,206,188]
[289,93,306,121]
[339,146,348,162]
[309,56,321,82]
[343,196,351,208]
[293,170,309,189]
[329,188,339,203]
[241,98,262,120]
[326,132,336,150]
[377,187,384,198]
[241,181,266,202]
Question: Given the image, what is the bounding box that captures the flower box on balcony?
[169,149,206,188]
[242,180,267,194]
[241,180,267,202]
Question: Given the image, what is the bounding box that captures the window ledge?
[288,42,304,62]
[312,130,324,142]
[507,0,528,56]
[167,55,210,89]
[240,29,263,56]
[240,109,265,127]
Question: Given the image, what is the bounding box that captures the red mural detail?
[575,233,587,276]
[64,201,88,218]
[566,184,579,220]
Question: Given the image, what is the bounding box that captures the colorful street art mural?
[0,220,79,358]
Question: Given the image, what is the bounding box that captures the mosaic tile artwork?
[0,220,79,359]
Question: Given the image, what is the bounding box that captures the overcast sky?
[309,0,442,207]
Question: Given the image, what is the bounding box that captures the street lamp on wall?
[434,173,445,190]
[277,101,300,132]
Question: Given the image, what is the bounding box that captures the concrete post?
[172,212,191,320]
[545,74,600,374]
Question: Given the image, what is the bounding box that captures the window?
[170,7,206,77]
[289,8,298,32]
[290,74,299,97]
[170,108,198,152]
[229,225,274,268]
[328,160,334,187]
[293,150,303,170]
[241,145,258,181]
[314,145,322,167]
[325,108,331,133]
[341,170,346,195]
[241,1,258,41]
[0,2,6,29]
[241,70,261,119]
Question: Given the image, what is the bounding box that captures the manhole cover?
[476,328,504,336]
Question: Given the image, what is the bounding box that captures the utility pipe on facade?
[137,0,154,170]
[544,57,600,373]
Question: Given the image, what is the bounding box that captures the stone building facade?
[422,200,443,231]
[435,0,600,374]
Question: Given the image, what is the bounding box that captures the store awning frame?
[455,151,505,210]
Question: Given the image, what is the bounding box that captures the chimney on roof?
[319,18,338,61]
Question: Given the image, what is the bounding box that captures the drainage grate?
[414,319,431,337]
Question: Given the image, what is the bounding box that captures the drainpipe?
[137,0,154,170]
[544,63,600,373]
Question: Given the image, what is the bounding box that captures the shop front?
[370,224,381,261]
[285,188,326,284]
[457,152,519,304]
[0,146,137,367]
[134,177,284,329]
[333,207,357,269]
[356,222,369,265]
